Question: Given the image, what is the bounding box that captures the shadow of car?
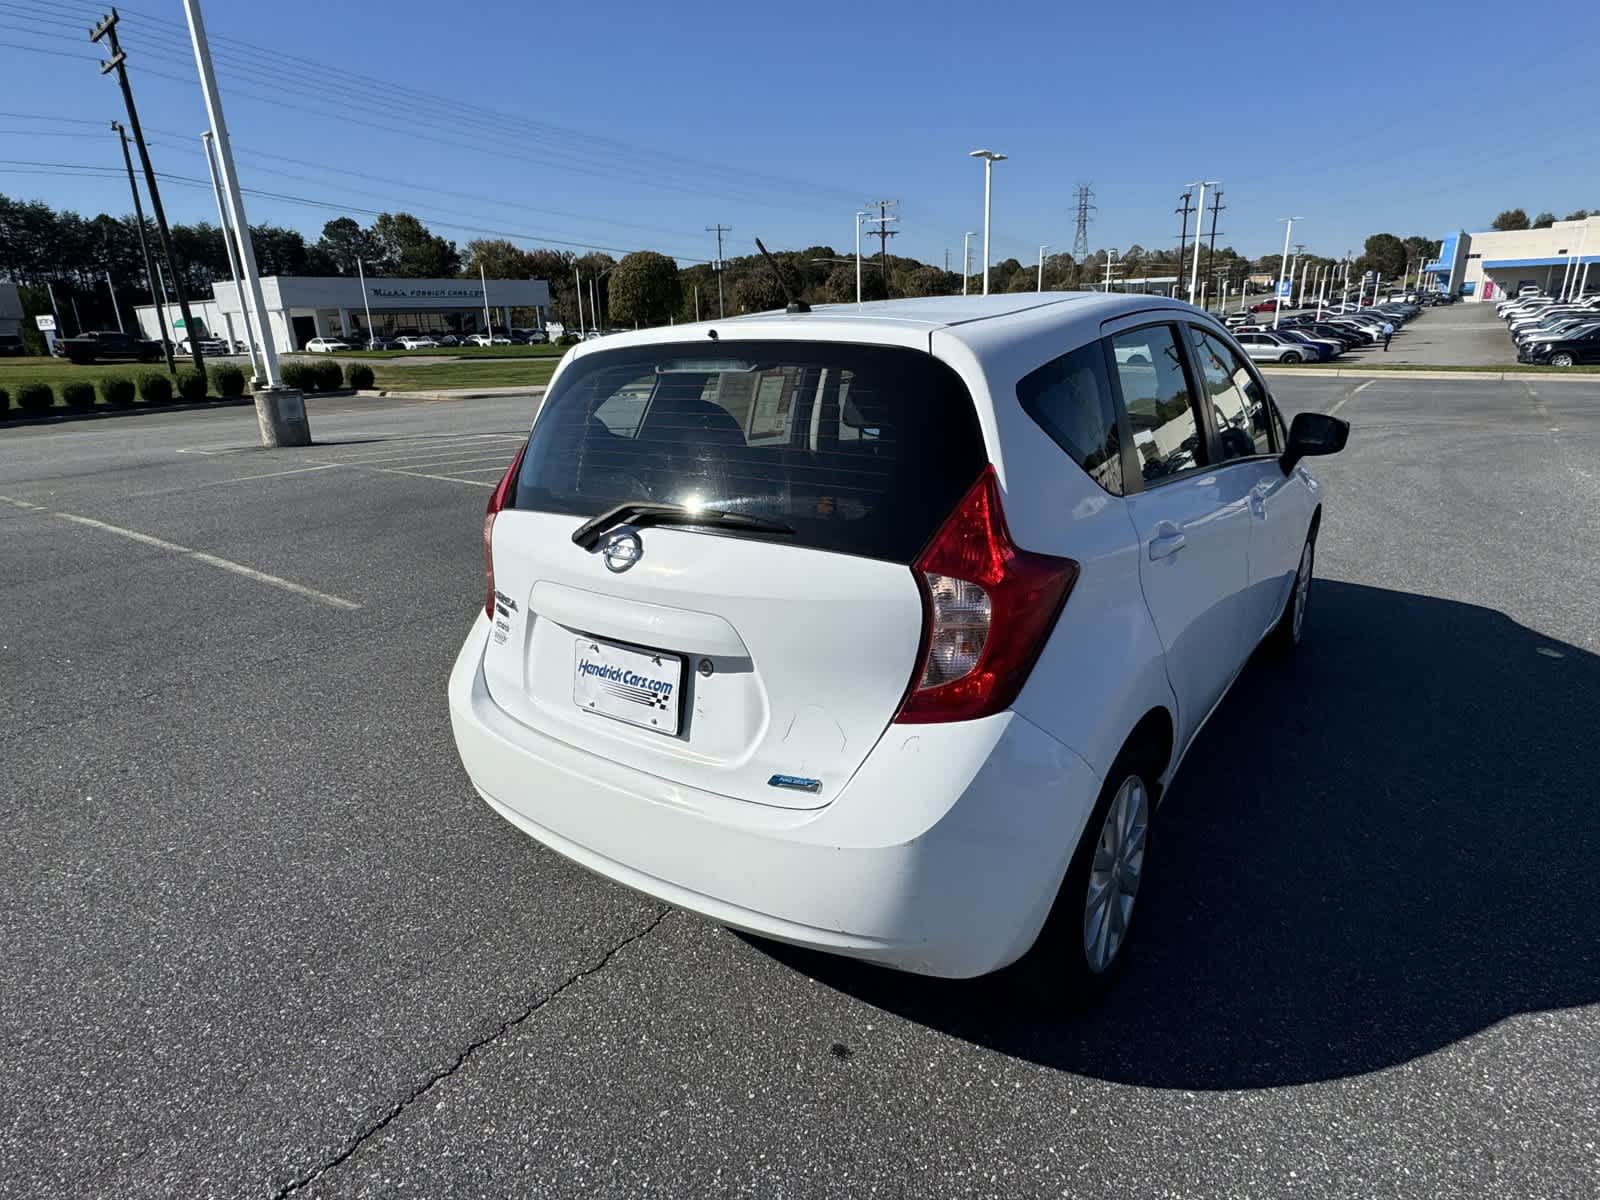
[747,580,1599,1089]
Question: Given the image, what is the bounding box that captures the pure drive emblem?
[601,530,643,573]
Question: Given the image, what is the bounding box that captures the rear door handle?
[1148,525,1187,560]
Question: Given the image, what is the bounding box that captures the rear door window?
[514,341,986,562]
[1108,324,1207,484]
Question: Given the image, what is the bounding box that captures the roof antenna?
[754,238,810,313]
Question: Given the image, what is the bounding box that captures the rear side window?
[514,341,986,562]
[1016,342,1124,495]
[1108,325,1206,483]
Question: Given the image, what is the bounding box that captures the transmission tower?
[1071,183,1095,261]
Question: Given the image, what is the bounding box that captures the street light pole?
[1274,216,1301,330]
[855,210,867,305]
[201,130,262,381]
[970,150,1007,296]
[1187,180,1217,304]
[1038,244,1049,292]
[179,0,308,445]
[356,256,374,348]
[962,231,976,296]
[105,271,123,332]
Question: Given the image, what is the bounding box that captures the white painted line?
[355,452,519,471]
[1327,396,1349,416]
[51,511,360,610]
[330,446,517,468]
[1353,380,1376,394]
[0,495,45,510]
[363,466,495,488]
[126,463,340,498]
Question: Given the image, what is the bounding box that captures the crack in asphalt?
[270,906,671,1199]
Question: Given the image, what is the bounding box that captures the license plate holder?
[572,635,683,736]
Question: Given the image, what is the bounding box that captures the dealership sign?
[371,286,485,300]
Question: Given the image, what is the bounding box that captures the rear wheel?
[1015,746,1159,1005]
[1268,527,1317,654]
[1551,352,1576,367]
[1282,351,1302,363]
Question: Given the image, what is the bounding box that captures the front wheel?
[1551,352,1576,368]
[1282,351,1302,363]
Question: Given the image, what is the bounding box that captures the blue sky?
[2,0,1594,269]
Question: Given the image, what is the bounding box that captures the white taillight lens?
[919,573,991,687]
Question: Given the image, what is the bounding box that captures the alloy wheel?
[1083,775,1149,974]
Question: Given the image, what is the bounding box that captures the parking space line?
[359,466,496,488]
[345,452,519,472]
[126,464,341,499]
[326,446,518,468]
[5,503,361,610]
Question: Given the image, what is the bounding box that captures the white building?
[134,275,551,350]
[1426,216,1600,302]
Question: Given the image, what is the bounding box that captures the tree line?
[0,189,1455,351]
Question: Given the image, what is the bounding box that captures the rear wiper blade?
[572,502,794,550]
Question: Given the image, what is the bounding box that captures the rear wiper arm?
[572,501,794,550]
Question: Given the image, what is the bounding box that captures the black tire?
[1267,525,1317,654]
[1282,351,1302,363]
[1012,744,1161,1007]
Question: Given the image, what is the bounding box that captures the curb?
[1261,367,1600,382]
[371,386,548,400]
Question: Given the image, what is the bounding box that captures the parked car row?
[1219,300,1418,363]
[1498,291,1600,366]
[302,328,550,353]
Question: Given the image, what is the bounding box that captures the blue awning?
[1482,256,1600,269]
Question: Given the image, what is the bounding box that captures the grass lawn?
[340,344,568,360]
[368,358,561,392]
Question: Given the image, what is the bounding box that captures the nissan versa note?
[448,293,1348,996]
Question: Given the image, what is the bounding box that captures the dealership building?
[1426,215,1600,302]
[134,275,550,349]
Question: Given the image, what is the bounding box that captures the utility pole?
[962,231,976,295]
[1038,244,1048,292]
[110,121,172,372]
[864,200,899,294]
[92,9,203,373]
[1204,189,1225,313]
[1175,191,1195,300]
[706,223,731,318]
[573,266,584,336]
[201,130,262,380]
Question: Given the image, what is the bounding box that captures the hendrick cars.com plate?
[573,635,683,735]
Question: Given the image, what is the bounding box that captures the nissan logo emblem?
[601,531,643,573]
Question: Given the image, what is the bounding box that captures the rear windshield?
[513,340,986,562]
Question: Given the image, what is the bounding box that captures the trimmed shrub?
[18,383,54,413]
[314,360,343,391]
[279,361,315,391]
[177,368,208,403]
[137,372,173,404]
[100,375,136,406]
[63,381,97,409]
[212,363,246,398]
[556,333,581,346]
[345,362,374,390]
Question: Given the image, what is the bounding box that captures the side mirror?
[1280,410,1349,475]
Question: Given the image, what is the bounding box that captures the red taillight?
[895,466,1078,724]
[483,445,526,618]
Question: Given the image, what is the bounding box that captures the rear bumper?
[448,615,1102,978]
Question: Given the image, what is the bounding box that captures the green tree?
[1533,211,1556,229]
[315,217,376,274]
[463,238,533,279]
[368,212,460,277]
[822,264,886,304]
[1491,208,1530,231]
[608,250,681,328]
[1564,209,1593,221]
[1359,233,1408,279]
[732,258,802,313]
[899,265,950,297]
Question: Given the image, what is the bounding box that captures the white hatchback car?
[449,294,1348,995]
[304,336,350,353]
[396,335,439,349]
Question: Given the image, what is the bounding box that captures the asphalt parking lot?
[3,377,1598,1199]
